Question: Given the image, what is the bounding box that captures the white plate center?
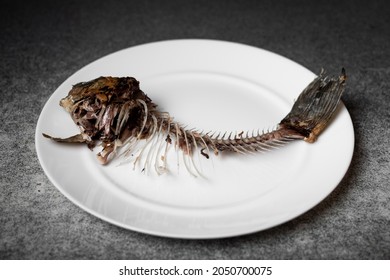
[90,72,307,210]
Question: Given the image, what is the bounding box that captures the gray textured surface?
[1,0,389,259]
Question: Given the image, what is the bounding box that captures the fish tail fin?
[279,68,347,143]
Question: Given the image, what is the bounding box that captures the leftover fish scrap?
[43,69,347,176]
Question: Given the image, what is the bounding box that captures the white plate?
[35,39,354,239]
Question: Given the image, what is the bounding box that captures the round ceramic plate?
[35,39,354,238]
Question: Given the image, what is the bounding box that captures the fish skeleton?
[43,69,347,176]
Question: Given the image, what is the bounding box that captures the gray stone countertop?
[1,0,389,259]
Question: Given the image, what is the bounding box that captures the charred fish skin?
[47,76,157,147]
[43,69,346,172]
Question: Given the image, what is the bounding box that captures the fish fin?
[279,69,346,143]
[42,133,88,144]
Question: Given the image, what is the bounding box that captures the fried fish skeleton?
[43,69,347,176]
